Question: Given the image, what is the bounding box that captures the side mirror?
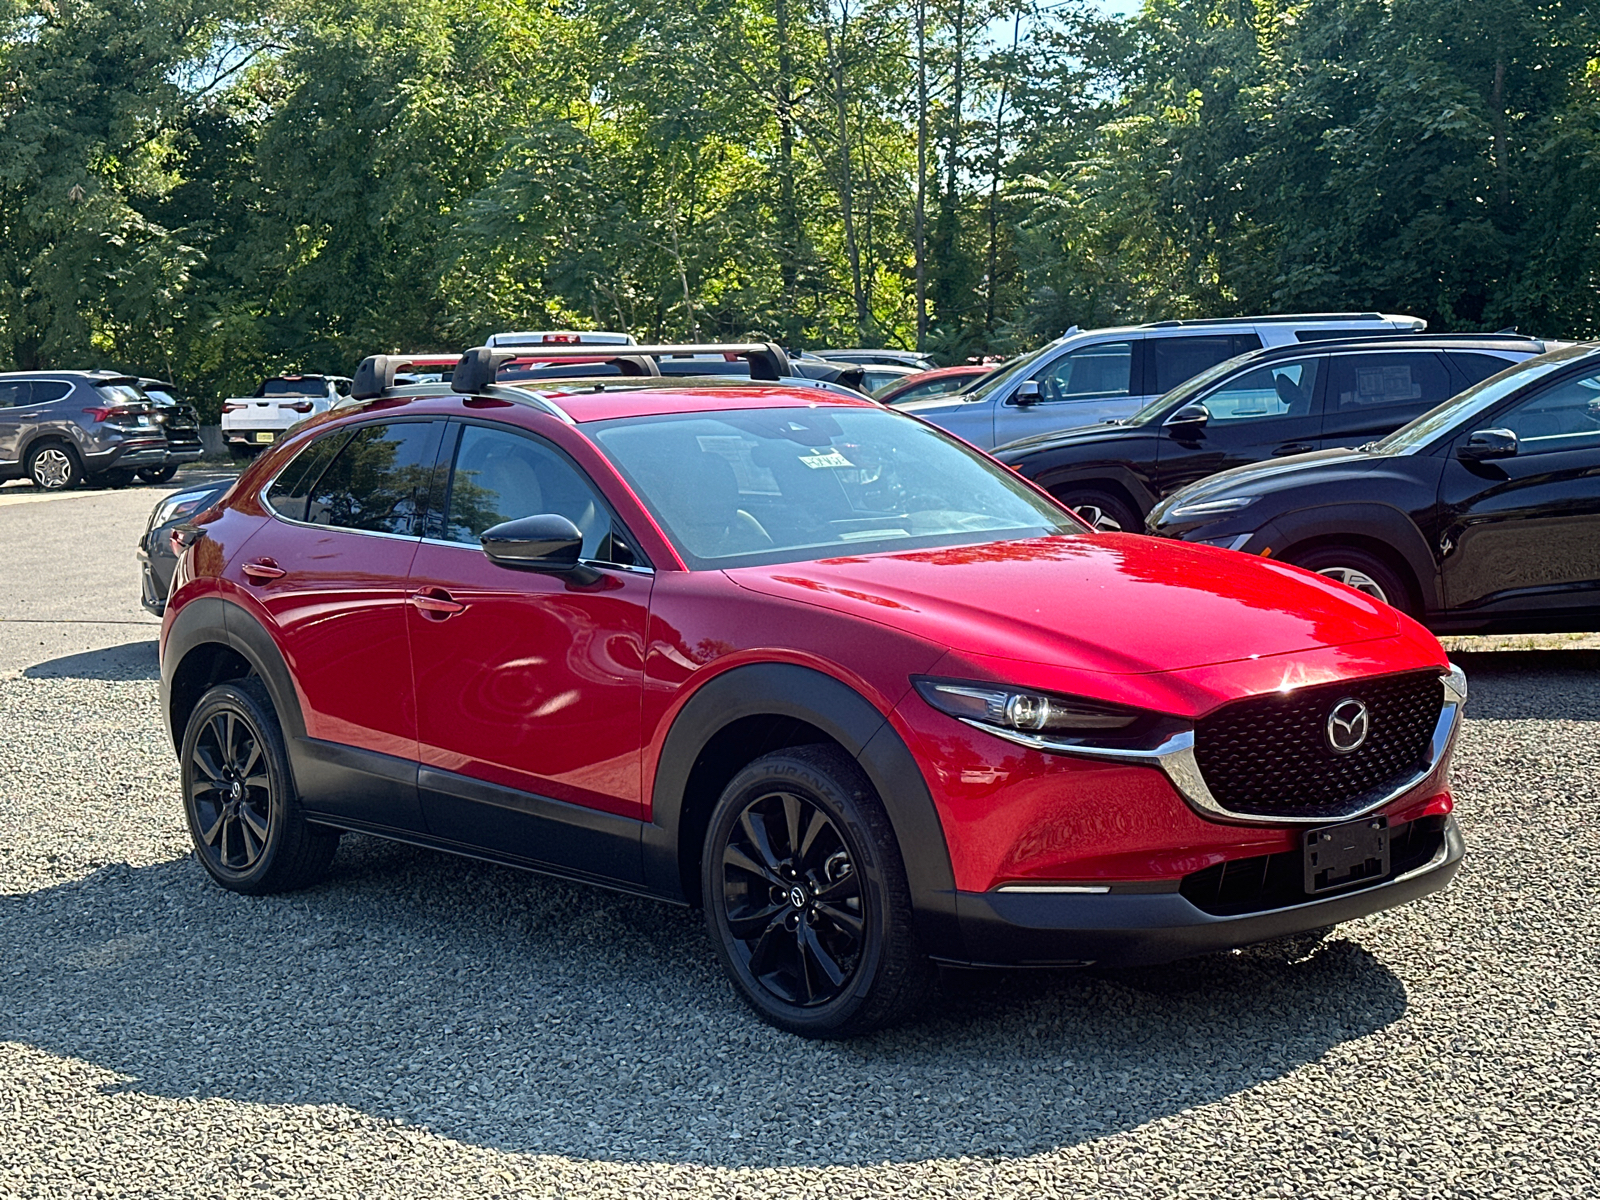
[1457,428,1518,461]
[1165,402,1210,432]
[1011,380,1041,406]
[481,514,600,583]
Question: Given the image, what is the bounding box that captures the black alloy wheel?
[1051,487,1141,534]
[138,465,178,484]
[703,745,931,1037]
[181,677,338,894]
[26,442,83,491]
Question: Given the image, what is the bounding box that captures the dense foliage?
[2,0,1596,412]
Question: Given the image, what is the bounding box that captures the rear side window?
[1450,353,1517,389]
[32,381,71,403]
[304,422,442,535]
[1329,353,1453,413]
[1151,335,1260,393]
[266,430,352,522]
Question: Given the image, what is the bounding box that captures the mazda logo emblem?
[1325,698,1370,754]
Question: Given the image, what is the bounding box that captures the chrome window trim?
[963,665,1465,826]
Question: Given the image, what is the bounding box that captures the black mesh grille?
[1194,670,1443,819]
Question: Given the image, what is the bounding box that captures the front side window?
[304,421,442,535]
[1034,342,1133,402]
[590,406,1077,569]
[0,381,28,408]
[1200,358,1322,422]
[1329,353,1452,413]
[1492,369,1600,454]
[439,424,618,561]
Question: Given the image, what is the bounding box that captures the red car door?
[232,418,445,830]
[406,420,653,878]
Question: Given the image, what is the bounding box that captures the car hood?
[726,533,1406,677]
[1149,446,1374,521]
[993,420,1148,460]
[896,393,990,420]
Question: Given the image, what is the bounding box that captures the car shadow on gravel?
[1448,649,1600,721]
[21,640,159,682]
[0,834,1410,1168]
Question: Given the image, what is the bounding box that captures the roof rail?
[1141,313,1421,328]
[451,342,793,393]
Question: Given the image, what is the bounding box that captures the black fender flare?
[1028,464,1159,516]
[1260,502,1442,611]
[642,662,962,955]
[160,595,307,754]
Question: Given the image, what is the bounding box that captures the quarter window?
[304,421,442,535]
[1329,353,1452,413]
[1202,358,1322,421]
[1493,369,1600,453]
[266,430,352,522]
[440,425,618,561]
[1034,342,1133,402]
[32,381,71,403]
[1151,335,1260,394]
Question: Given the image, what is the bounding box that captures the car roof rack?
[450,342,793,394]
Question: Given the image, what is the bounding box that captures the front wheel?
[181,678,339,895]
[1050,487,1141,533]
[1285,545,1415,615]
[702,745,931,1037]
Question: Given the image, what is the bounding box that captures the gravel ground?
[0,485,1596,1198]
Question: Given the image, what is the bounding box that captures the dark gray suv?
[0,371,170,490]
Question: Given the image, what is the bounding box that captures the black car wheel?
[98,469,136,489]
[137,465,178,484]
[702,745,931,1037]
[1287,546,1415,614]
[181,678,339,895]
[1051,487,1141,533]
[26,442,83,491]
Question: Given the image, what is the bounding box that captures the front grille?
[1180,816,1446,916]
[1194,670,1443,819]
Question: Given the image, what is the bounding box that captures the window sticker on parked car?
[1353,366,1422,405]
[798,449,854,469]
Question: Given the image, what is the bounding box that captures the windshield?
[261,378,326,397]
[957,343,1062,404]
[1371,353,1581,454]
[1126,350,1263,424]
[589,406,1079,569]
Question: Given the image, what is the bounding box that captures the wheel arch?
[1032,466,1157,518]
[162,595,307,758]
[643,662,961,953]
[1266,503,1440,613]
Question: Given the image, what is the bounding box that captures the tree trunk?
[985,8,1021,335]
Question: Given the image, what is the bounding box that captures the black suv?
[1147,342,1600,633]
[0,371,170,490]
[137,379,207,483]
[993,335,1550,531]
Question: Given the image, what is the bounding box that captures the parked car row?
[153,336,1475,1038]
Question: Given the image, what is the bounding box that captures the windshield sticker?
[798,449,854,469]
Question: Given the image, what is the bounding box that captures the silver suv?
[900,313,1426,448]
[0,372,170,490]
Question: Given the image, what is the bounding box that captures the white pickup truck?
[220,375,352,459]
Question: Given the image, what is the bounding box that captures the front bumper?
[938,815,1463,968]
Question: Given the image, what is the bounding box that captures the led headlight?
[1167,494,1257,519]
[913,678,1138,733]
[151,488,217,529]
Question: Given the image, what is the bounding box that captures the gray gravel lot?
[1,482,1596,1198]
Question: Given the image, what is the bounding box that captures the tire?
[702,744,932,1038]
[1285,545,1415,615]
[97,469,136,489]
[137,465,178,484]
[1050,487,1142,533]
[26,441,83,491]
[180,677,339,895]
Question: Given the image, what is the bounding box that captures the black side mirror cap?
[1458,428,1518,461]
[480,514,601,583]
[1165,402,1210,430]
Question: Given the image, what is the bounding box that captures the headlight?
[150,489,216,529]
[914,678,1139,733]
[1167,494,1257,519]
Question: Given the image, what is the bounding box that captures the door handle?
[1273,442,1315,457]
[410,588,467,619]
[241,559,286,583]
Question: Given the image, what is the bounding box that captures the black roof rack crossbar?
[451,342,793,392]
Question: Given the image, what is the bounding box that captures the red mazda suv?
[159,343,1467,1037]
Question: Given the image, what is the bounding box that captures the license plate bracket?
[1303,816,1390,895]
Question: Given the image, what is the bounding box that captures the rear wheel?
[26,442,82,491]
[137,465,178,484]
[702,745,931,1037]
[98,469,136,488]
[1050,487,1141,533]
[1285,545,1415,615]
[181,678,339,895]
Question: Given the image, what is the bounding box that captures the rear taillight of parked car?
[282,401,314,413]
[82,405,148,425]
